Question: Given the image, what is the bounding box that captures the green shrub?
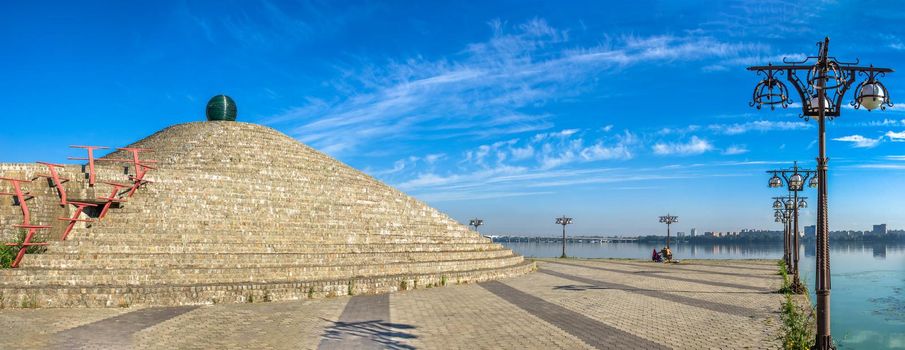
[1,230,48,268]
[777,259,817,350]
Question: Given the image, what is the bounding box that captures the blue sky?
[2,1,905,235]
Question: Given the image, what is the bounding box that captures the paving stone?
[0,258,785,349]
[480,280,670,350]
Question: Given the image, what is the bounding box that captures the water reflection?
[873,244,887,259]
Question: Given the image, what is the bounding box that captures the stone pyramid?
[0,121,532,308]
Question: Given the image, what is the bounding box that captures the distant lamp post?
[748,37,894,349]
[658,214,679,249]
[767,161,816,295]
[469,218,484,234]
[555,215,573,258]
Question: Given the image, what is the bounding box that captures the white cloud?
[537,130,636,169]
[708,120,811,135]
[652,136,714,156]
[508,144,535,160]
[865,119,905,127]
[264,19,781,155]
[885,131,905,142]
[722,145,749,155]
[424,153,445,164]
[658,125,701,135]
[855,164,905,170]
[833,135,881,148]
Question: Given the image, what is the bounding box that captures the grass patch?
[1,230,48,268]
[777,259,817,350]
[19,295,38,308]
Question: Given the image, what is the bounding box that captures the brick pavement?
[317,294,411,350]
[481,280,668,350]
[546,260,771,292]
[0,258,784,349]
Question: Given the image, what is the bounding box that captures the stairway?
[0,122,533,308]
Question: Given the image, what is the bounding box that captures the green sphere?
[206,95,238,121]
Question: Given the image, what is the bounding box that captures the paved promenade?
[1,259,783,349]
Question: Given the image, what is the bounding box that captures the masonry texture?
[0,121,532,308]
[0,259,785,349]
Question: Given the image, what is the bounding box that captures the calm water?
[501,240,905,350]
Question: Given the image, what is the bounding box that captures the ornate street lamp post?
[773,206,790,268]
[747,37,894,349]
[771,197,791,268]
[555,215,573,258]
[768,162,815,294]
[658,214,678,249]
[469,218,484,235]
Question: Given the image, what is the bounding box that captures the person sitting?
[651,249,662,262]
[660,247,673,262]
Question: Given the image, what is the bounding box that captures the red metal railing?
[97,181,130,219]
[6,224,50,268]
[2,146,158,267]
[58,201,97,241]
[1,177,49,268]
[103,148,157,197]
[33,162,70,206]
[68,145,109,187]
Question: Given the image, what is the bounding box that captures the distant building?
[690,228,698,237]
[804,225,816,239]
[704,231,714,237]
[872,224,888,236]
[677,232,685,238]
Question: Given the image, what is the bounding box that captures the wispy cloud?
[885,130,905,142]
[652,136,714,156]
[722,145,749,155]
[833,135,882,148]
[708,120,812,135]
[264,18,782,155]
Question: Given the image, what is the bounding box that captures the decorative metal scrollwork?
[851,66,894,111]
[749,67,790,110]
[747,38,893,119]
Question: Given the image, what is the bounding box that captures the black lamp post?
[469,218,484,235]
[773,206,790,268]
[658,214,678,249]
[772,197,791,268]
[768,162,815,294]
[555,215,573,258]
[747,37,894,350]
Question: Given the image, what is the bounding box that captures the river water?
[499,240,905,349]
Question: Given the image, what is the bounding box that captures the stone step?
[0,260,535,308]
[1,255,524,286]
[70,233,488,245]
[50,242,504,254]
[24,249,515,269]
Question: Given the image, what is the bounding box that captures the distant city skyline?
[2,1,905,234]
[479,223,902,238]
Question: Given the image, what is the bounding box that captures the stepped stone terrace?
[0,120,533,308]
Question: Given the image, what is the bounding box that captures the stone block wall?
[0,122,533,308]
